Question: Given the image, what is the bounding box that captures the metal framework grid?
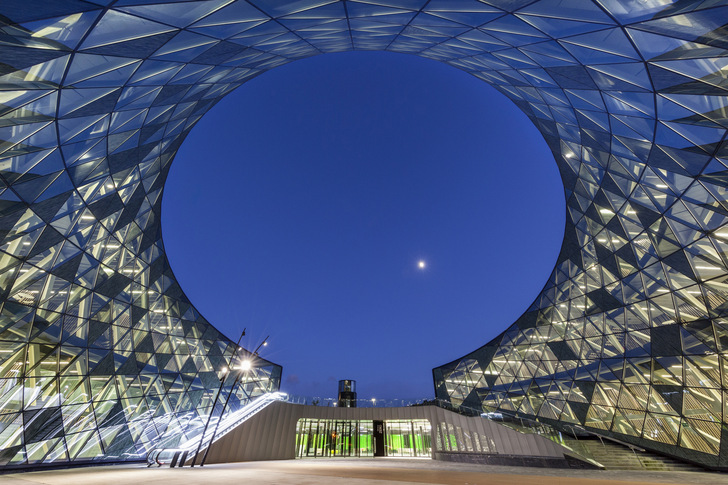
[0,0,727,470]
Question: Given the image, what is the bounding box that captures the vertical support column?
[373,420,385,457]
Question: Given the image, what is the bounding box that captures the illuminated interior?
[295,418,432,458]
[0,0,727,470]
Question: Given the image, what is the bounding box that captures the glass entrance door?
[295,418,431,458]
[295,419,374,457]
[384,419,432,457]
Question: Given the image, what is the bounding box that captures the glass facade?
[296,418,374,458]
[0,0,727,470]
[294,418,431,458]
[385,419,432,458]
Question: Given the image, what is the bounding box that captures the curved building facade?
[0,0,726,471]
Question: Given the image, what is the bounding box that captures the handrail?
[148,392,287,467]
[432,398,635,448]
[429,399,606,467]
[561,423,645,453]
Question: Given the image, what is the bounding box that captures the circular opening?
[162,51,565,399]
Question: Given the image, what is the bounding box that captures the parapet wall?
[201,402,569,465]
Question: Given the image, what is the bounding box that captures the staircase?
[148,392,287,467]
[564,438,704,472]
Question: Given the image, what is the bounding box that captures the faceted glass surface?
[0,0,727,470]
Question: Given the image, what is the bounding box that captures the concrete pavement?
[3,458,728,485]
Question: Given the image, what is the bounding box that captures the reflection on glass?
[295,419,373,458]
[295,419,431,458]
[1,0,728,470]
[384,420,432,457]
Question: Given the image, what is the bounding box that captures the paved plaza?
[3,459,728,485]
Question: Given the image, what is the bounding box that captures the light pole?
[190,329,245,467]
[199,335,269,467]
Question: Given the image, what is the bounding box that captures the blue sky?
[162,51,565,400]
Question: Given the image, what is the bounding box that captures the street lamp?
[199,335,269,467]
[189,329,245,467]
